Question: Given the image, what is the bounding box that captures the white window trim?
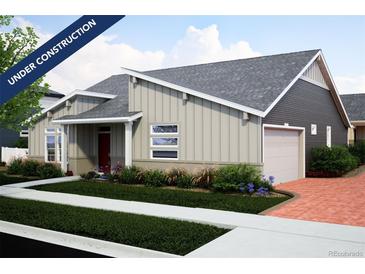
[311,124,317,135]
[150,124,179,135]
[150,149,179,160]
[19,129,29,137]
[44,128,63,164]
[150,137,179,148]
[326,126,332,147]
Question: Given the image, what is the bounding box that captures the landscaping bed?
[32,181,291,214]
[0,197,228,256]
[0,172,37,186]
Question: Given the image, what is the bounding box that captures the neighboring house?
[28,49,351,183]
[340,93,365,144]
[0,89,64,159]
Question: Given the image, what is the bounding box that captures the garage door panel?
[264,128,300,183]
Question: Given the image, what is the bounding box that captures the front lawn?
[32,181,291,214]
[0,197,228,256]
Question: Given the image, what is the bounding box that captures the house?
[340,93,365,144]
[28,49,351,183]
[0,89,64,159]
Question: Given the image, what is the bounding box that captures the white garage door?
[264,128,300,183]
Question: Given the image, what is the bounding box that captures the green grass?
[32,181,291,214]
[0,197,228,255]
[0,172,36,186]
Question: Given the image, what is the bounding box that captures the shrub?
[176,174,193,189]
[119,166,144,184]
[192,168,215,189]
[165,168,187,186]
[310,145,358,176]
[212,164,262,193]
[80,171,99,181]
[349,140,365,164]
[144,169,167,187]
[7,158,23,175]
[13,137,28,148]
[0,162,6,167]
[37,163,64,179]
[21,159,40,176]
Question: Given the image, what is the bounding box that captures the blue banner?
[0,15,125,105]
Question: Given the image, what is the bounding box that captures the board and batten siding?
[28,96,106,174]
[129,78,262,170]
[263,79,348,169]
[302,60,328,88]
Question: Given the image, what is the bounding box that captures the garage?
[263,125,305,183]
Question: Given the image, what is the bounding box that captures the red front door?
[98,133,110,173]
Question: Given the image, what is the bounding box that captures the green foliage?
[14,137,28,148]
[0,172,34,186]
[176,174,193,189]
[80,171,99,181]
[7,158,23,175]
[143,169,167,187]
[37,163,64,179]
[0,15,49,131]
[349,140,365,164]
[212,164,263,193]
[33,181,291,214]
[21,159,40,176]
[0,197,228,255]
[192,168,215,189]
[310,146,358,176]
[165,168,187,186]
[118,166,144,184]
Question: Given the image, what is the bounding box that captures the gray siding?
[263,79,348,168]
[129,78,262,169]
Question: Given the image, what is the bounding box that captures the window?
[150,124,179,159]
[151,124,178,135]
[19,129,29,137]
[326,126,331,147]
[311,124,317,135]
[45,128,62,163]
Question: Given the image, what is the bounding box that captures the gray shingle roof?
[58,49,320,120]
[340,94,365,121]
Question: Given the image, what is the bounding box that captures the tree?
[0,15,49,131]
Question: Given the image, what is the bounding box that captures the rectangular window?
[46,135,56,162]
[19,129,29,138]
[311,124,317,135]
[151,137,178,147]
[151,124,178,134]
[150,124,179,159]
[45,128,62,163]
[151,150,178,159]
[326,126,332,147]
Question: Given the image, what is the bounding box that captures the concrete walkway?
[1,178,365,257]
[266,173,365,227]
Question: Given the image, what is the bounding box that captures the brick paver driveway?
[265,173,365,227]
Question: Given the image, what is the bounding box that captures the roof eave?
[52,112,143,125]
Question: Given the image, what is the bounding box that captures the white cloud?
[335,75,365,94]
[164,24,261,67]
[12,19,261,93]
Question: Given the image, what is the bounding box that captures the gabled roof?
[57,49,350,127]
[341,93,365,121]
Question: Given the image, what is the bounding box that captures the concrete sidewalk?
[1,179,364,257]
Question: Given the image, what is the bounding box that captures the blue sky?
[20,16,365,93]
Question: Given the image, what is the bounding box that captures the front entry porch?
[53,113,141,175]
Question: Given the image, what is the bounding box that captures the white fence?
[1,147,28,164]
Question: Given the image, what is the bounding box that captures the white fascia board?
[40,90,116,116]
[52,112,143,125]
[316,52,352,127]
[263,51,351,128]
[120,67,265,117]
[262,51,321,117]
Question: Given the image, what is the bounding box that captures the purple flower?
[257,187,269,196]
[239,183,244,193]
[247,182,255,193]
[269,176,275,184]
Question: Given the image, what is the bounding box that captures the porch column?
[61,124,68,172]
[124,121,133,167]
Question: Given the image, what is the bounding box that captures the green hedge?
[310,145,358,176]
[6,159,64,179]
[349,140,365,164]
